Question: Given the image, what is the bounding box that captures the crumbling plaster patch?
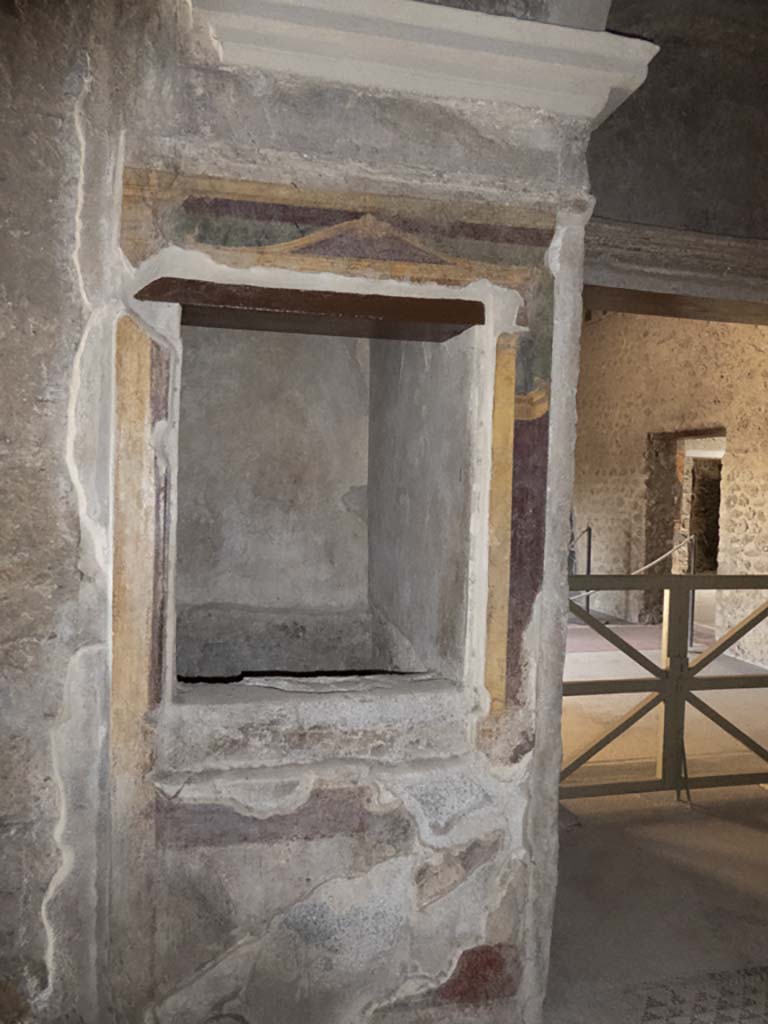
[125,63,593,215]
[38,644,108,1024]
[28,6,195,1016]
[36,54,127,1024]
[148,754,532,1023]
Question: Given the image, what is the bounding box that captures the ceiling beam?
[583,284,768,326]
[585,218,768,305]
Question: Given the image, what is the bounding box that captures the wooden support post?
[657,587,690,795]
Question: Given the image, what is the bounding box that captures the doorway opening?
[641,429,726,623]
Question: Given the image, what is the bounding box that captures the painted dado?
[6,1,654,1022]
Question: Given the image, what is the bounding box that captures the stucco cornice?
[194,0,658,124]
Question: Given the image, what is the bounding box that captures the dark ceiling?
[591,0,768,238]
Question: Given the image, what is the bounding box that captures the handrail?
[569,525,591,547]
[570,533,693,602]
[569,574,768,591]
[569,524,593,613]
[632,536,694,576]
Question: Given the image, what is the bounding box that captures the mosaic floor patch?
[635,966,768,1023]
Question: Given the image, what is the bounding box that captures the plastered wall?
[175,326,475,680]
[1,0,594,1020]
[573,311,768,664]
[368,335,474,680]
[175,328,372,676]
[177,328,370,614]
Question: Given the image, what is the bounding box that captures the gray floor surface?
[544,786,768,1023]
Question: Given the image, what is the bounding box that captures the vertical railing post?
[657,582,690,797]
[585,524,593,617]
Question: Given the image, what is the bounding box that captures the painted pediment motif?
[122,168,555,290]
[259,214,455,266]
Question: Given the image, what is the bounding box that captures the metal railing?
[569,529,697,622]
[569,524,593,614]
[561,573,768,799]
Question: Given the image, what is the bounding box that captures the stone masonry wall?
[573,311,768,664]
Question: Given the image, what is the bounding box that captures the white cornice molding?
[194,0,658,124]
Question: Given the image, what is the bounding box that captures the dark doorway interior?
[690,458,721,572]
[643,433,681,622]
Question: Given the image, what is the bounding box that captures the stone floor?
[544,786,768,1024]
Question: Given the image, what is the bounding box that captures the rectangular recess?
[174,312,475,684]
[135,277,485,343]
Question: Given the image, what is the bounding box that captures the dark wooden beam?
[584,284,768,326]
[135,277,485,343]
[584,219,768,305]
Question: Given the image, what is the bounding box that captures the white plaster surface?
[195,0,657,123]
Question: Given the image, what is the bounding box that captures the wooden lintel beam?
[135,277,486,343]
